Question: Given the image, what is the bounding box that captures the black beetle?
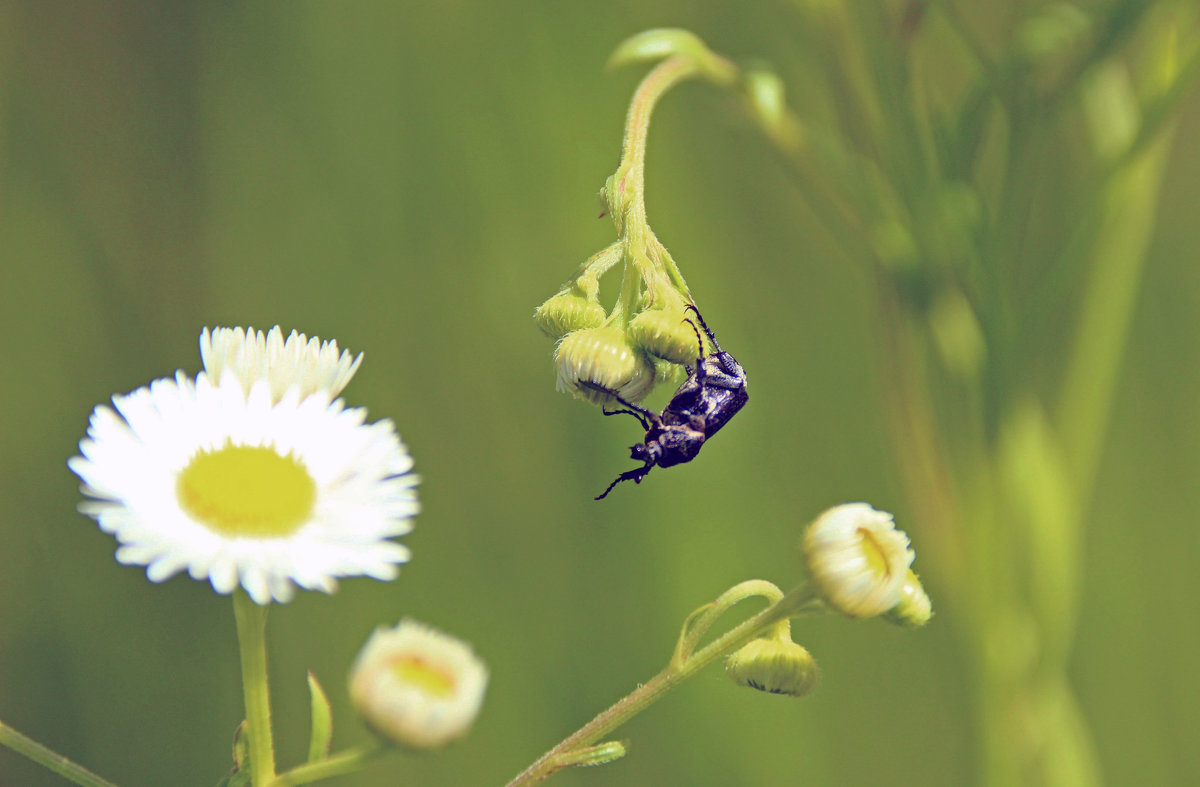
[592,305,748,500]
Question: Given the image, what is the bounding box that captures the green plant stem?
[617,53,734,228]
[233,590,276,786]
[1057,131,1173,501]
[610,55,700,320]
[609,51,737,319]
[0,720,119,787]
[874,283,967,598]
[673,579,785,664]
[1122,43,1200,170]
[269,744,382,787]
[505,584,818,787]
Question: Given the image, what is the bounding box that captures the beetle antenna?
[683,316,705,362]
[683,304,721,352]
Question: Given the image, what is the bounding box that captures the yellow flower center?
[859,526,892,579]
[391,655,456,697]
[177,442,316,537]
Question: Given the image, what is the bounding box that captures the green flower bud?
[725,637,819,698]
[883,569,933,629]
[744,66,806,154]
[1017,3,1091,65]
[607,28,736,84]
[928,287,986,381]
[533,292,607,339]
[628,307,702,364]
[653,357,687,390]
[555,327,656,405]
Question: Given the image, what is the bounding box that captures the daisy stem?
[0,720,119,787]
[268,743,382,786]
[234,590,277,785]
[505,583,820,786]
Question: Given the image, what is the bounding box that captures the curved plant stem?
[609,52,736,319]
[505,584,818,787]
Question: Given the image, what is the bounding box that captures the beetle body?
[594,305,747,499]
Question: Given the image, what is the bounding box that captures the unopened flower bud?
[348,619,488,750]
[555,326,656,405]
[534,292,607,339]
[801,503,915,619]
[883,569,933,629]
[726,637,819,698]
[653,357,687,390]
[928,287,986,381]
[628,307,702,365]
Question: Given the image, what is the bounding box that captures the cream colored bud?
[628,308,702,364]
[555,326,656,405]
[348,619,488,750]
[802,503,915,619]
[533,292,607,339]
[726,637,819,698]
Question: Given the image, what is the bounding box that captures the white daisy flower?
[801,503,915,619]
[69,328,418,605]
[348,619,488,750]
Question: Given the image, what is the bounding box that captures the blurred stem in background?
[686,1,1197,784]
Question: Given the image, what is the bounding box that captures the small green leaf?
[307,671,334,763]
[550,740,628,770]
[231,721,250,771]
[607,29,709,70]
[216,769,252,787]
[215,722,253,787]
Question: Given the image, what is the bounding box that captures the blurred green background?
[2,2,1198,785]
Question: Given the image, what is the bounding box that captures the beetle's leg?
[601,406,650,431]
[579,381,661,426]
[594,463,653,500]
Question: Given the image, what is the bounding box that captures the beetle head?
[630,442,661,464]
